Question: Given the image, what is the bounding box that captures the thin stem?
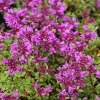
[40,95,44,100]
[16,0,21,9]
[0,53,6,58]
[25,55,30,68]
[89,73,96,93]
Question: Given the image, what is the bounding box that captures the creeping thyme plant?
[63,0,100,58]
[0,0,100,100]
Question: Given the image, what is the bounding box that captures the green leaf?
[96,64,100,70]
[96,84,100,94]
[93,57,100,64]
[20,72,26,77]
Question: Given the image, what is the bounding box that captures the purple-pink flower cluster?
[0,0,14,12]
[0,88,19,100]
[32,82,52,96]
[97,0,100,8]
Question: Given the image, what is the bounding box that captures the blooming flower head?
[32,82,38,89]
[96,70,100,78]
[57,89,66,100]
[2,58,22,75]
[97,0,100,8]
[13,92,19,98]
[81,11,88,17]
[75,52,93,66]
[68,86,75,94]
[95,96,100,100]
[45,86,52,93]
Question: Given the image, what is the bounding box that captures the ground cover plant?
[0,0,100,100]
[63,0,100,81]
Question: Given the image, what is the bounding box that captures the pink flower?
[19,55,27,63]
[96,70,100,78]
[55,73,62,81]
[2,58,8,65]
[68,86,75,94]
[81,11,88,17]
[45,86,52,93]
[8,69,14,75]
[57,89,66,100]
[0,43,4,50]
[97,0,100,8]
[95,96,100,100]
[37,87,46,96]
[32,82,38,89]
[80,71,87,78]
[83,25,88,30]
[16,66,22,72]
[13,92,19,98]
